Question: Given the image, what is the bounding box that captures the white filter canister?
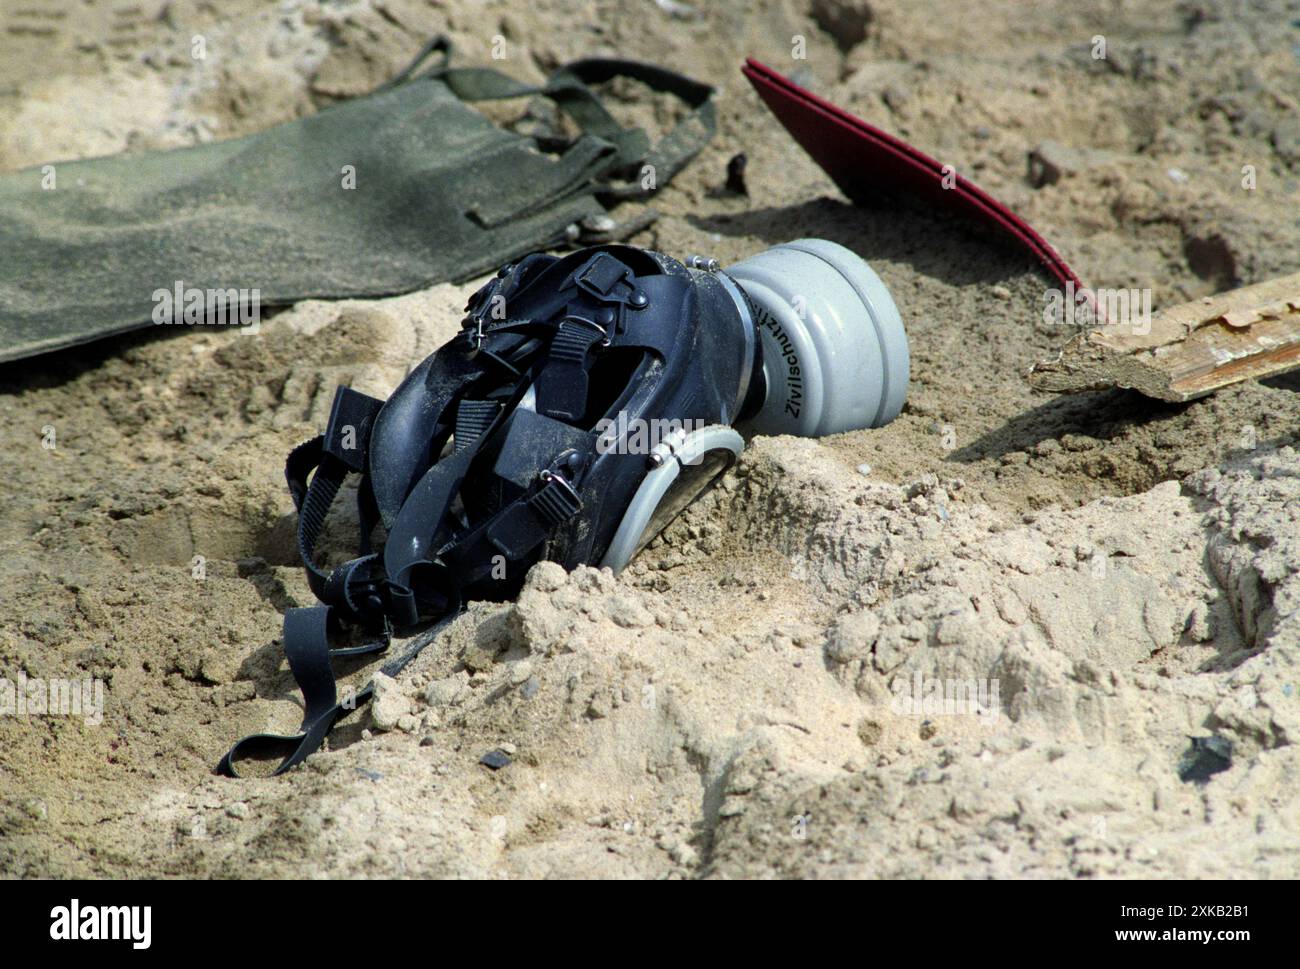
[724,239,909,437]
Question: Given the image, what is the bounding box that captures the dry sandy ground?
[1,0,1298,878]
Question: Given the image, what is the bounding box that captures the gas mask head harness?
[220,239,908,775]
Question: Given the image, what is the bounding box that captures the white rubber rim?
[599,425,743,573]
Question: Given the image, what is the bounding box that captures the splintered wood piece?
[1028,273,1300,401]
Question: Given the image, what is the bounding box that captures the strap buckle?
[323,386,383,472]
[574,252,648,309]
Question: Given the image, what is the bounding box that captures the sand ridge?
[0,0,1297,878]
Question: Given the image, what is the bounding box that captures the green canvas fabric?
[0,38,714,363]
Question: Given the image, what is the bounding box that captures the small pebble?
[669,842,698,866]
[509,661,533,686]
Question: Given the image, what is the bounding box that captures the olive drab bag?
[0,37,715,363]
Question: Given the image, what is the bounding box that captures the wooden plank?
[1028,273,1300,402]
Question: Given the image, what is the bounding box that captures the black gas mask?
[220,239,909,775]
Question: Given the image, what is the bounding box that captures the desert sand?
[1,0,1297,878]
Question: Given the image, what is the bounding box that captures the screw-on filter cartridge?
[724,239,909,437]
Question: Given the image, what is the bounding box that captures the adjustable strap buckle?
[533,468,582,526]
[574,251,649,310]
[464,271,510,349]
[323,386,383,472]
[322,555,388,629]
[485,456,585,559]
[464,254,559,350]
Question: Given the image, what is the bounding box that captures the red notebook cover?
[742,59,1084,293]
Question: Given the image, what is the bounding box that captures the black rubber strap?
[285,436,325,513]
[381,383,516,596]
[217,607,459,777]
[217,607,379,776]
[535,320,606,421]
[298,458,348,597]
[357,473,381,556]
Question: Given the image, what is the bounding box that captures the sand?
[0,0,1297,878]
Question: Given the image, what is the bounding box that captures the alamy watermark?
[152,280,261,334]
[0,672,104,726]
[890,670,1000,726]
[595,413,709,462]
[50,899,150,949]
[1043,281,1152,334]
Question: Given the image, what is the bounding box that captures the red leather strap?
[742,59,1085,293]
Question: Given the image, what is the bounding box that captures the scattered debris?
[369,672,411,732]
[652,0,699,21]
[1029,272,1300,401]
[1027,140,1087,187]
[810,0,875,53]
[1177,736,1233,784]
[424,672,467,708]
[725,152,749,195]
[569,209,660,246]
